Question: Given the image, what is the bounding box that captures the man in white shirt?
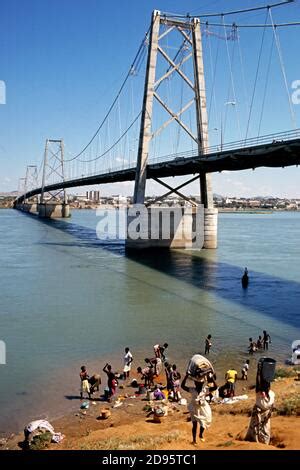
[123,347,133,378]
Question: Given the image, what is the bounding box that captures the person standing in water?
[204,335,212,355]
[263,331,272,351]
[242,268,249,288]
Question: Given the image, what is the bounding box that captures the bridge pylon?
[22,165,39,213]
[128,10,217,249]
[38,139,70,218]
[24,165,39,203]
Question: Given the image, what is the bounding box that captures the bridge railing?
[68,128,300,182]
[150,128,300,165]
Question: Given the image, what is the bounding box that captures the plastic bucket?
[259,357,276,382]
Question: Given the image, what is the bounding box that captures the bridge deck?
[16,137,300,203]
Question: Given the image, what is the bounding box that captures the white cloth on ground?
[25,420,54,434]
[221,394,249,404]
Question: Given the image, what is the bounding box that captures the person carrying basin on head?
[245,357,276,444]
[181,372,217,445]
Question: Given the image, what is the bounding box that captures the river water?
[0,209,299,434]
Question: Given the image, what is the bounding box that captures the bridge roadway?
[15,135,300,203]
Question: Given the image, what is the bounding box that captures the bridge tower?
[38,139,70,218]
[129,10,217,249]
[23,165,39,213]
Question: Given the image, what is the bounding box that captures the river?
[0,209,299,434]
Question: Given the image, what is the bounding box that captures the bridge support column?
[14,202,38,214]
[199,172,218,249]
[126,206,203,250]
[38,203,70,219]
[204,207,218,249]
[128,11,218,250]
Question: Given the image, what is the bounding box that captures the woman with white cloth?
[245,384,275,445]
[181,373,217,445]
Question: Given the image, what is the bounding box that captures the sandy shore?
[1,368,299,451]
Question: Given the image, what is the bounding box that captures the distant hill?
[0,191,18,196]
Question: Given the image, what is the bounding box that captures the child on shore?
[80,366,91,400]
[241,360,250,380]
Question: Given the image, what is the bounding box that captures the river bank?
[2,368,299,451]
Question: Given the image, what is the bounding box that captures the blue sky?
[0,0,300,197]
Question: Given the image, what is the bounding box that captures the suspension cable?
[269,8,297,129]
[163,1,295,19]
[237,26,250,114]
[64,29,149,162]
[200,21,300,28]
[74,112,142,164]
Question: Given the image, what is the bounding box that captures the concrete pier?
[15,202,38,214]
[38,203,70,218]
[203,208,218,249]
[125,206,205,250]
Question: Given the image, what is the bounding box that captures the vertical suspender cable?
[258,34,275,137]
[269,8,297,129]
[245,10,268,142]
[207,25,220,129]
[237,25,250,119]
[222,16,242,141]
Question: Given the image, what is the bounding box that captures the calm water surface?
[0,209,299,433]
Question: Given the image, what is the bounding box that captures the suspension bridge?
[14,2,300,249]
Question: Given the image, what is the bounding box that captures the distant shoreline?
[0,205,299,213]
[218,209,274,214]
